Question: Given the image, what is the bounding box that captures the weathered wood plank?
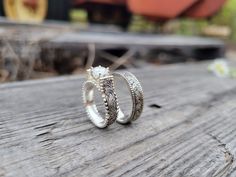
[0,63,236,177]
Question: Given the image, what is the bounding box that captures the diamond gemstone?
[91,66,109,79]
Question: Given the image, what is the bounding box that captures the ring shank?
[83,82,108,128]
[114,74,132,124]
[83,77,118,128]
[114,72,144,124]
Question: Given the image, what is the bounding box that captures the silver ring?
[114,71,144,124]
[82,66,118,128]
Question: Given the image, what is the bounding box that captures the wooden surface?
[51,31,224,48]
[1,62,236,177]
[0,20,225,82]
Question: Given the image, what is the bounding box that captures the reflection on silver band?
[114,71,144,124]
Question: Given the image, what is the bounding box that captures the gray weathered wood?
[0,62,236,177]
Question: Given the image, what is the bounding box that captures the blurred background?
[0,0,235,82]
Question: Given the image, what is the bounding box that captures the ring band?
[82,66,118,128]
[114,71,144,124]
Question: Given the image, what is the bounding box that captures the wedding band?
[114,71,144,124]
[82,66,118,128]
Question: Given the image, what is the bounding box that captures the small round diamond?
[91,66,109,79]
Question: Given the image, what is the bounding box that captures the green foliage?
[175,19,208,36]
[70,0,236,41]
[211,0,236,40]
[70,9,87,23]
[212,0,236,25]
[177,0,236,40]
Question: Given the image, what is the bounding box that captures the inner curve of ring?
[84,82,107,127]
[114,73,133,124]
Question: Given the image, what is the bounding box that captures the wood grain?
[1,62,236,177]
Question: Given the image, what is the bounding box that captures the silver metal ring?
[114,71,144,124]
[82,66,118,128]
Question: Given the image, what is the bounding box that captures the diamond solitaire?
[89,66,110,80]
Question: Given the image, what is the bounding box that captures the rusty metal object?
[1,0,227,24]
[74,0,227,21]
[127,0,198,19]
[3,0,47,22]
[23,0,38,11]
[184,0,227,18]
[74,0,126,6]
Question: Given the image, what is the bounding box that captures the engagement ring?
[82,66,118,128]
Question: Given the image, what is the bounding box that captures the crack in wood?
[34,122,58,129]
[148,104,162,109]
[206,133,234,177]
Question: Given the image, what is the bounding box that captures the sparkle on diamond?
[91,66,109,79]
